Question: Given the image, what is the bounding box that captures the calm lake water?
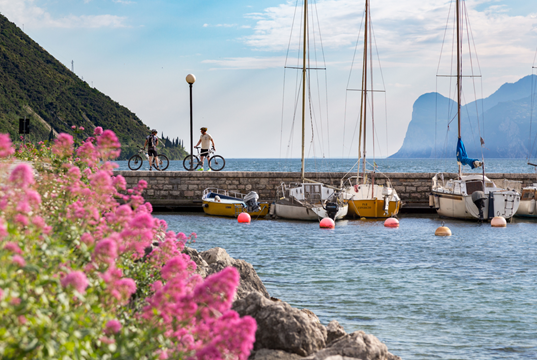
[157,212,537,360]
[115,158,537,174]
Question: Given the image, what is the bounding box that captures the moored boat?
[517,184,537,217]
[341,0,401,219]
[202,188,270,218]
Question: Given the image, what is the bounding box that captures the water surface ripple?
[158,213,537,360]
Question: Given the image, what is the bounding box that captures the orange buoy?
[435,226,452,236]
[384,218,399,228]
[237,212,251,223]
[491,216,506,227]
[320,218,335,229]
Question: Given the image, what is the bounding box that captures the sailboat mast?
[362,0,369,185]
[456,0,462,177]
[301,0,308,181]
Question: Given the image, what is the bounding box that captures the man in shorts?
[194,127,215,171]
[144,129,160,170]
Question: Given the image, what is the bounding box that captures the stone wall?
[115,171,537,209]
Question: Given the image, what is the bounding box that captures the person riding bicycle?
[143,129,160,170]
[194,127,215,171]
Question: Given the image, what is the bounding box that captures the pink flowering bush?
[0,132,256,359]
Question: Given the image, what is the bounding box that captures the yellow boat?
[201,188,270,218]
[344,182,401,219]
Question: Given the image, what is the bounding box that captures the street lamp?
[186,74,196,170]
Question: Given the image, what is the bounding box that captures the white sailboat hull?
[432,191,519,220]
[274,202,348,221]
[515,186,537,217]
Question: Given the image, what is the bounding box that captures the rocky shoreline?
[185,247,402,360]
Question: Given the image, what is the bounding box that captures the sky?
[0,0,536,159]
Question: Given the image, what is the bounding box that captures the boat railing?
[343,173,394,189]
[493,179,522,193]
[203,188,247,200]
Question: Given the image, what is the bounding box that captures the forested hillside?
[0,13,186,160]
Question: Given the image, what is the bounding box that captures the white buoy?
[491,216,507,227]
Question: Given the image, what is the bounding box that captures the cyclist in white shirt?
[195,127,215,171]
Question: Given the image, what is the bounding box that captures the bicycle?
[183,146,225,171]
[128,147,169,171]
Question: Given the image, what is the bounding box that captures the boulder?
[233,292,327,357]
[326,321,346,346]
[199,247,270,300]
[183,247,209,278]
[250,349,305,360]
[199,247,234,267]
[304,331,401,360]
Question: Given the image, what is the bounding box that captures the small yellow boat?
[344,182,401,219]
[201,188,270,218]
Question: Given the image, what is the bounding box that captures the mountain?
[0,13,186,160]
[390,75,537,159]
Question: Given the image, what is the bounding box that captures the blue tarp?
[456,138,480,169]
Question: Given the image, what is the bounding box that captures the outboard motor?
[471,191,487,220]
[244,191,261,212]
[324,202,340,220]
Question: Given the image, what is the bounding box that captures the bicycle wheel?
[156,154,169,171]
[183,154,200,171]
[128,154,143,170]
[209,155,225,171]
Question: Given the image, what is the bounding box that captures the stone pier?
[115,171,537,211]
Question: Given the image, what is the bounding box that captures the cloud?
[0,0,128,29]
[202,56,287,70]
[240,0,537,68]
[112,0,135,4]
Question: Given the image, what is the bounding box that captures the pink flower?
[0,218,7,239]
[14,214,28,227]
[129,213,154,230]
[18,315,27,324]
[0,133,15,157]
[111,278,136,303]
[61,271,89,294]
[71,125,77,129]
[97,130,121,159]
[79,126,85,131]
[93,238,117,265]
[9,163,35,188]
[81,233,94,245]
[12,255,25,267]
[94,127,103,136]
[104,319,122,335]
[4,242,22,254]
[52,133,74,158]
[113,175,126,191]
[0,288,3,299]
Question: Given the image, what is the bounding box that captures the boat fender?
[354,184,359,192]
[202,203,208,208]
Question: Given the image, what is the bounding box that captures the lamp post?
[186,74,196,170]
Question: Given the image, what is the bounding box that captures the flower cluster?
[0,131,256,359]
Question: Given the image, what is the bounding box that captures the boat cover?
[456,138,479,169]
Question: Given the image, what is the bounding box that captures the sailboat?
[430,0,520,220]
[273,0,348,221]
[516,64,537,218]
[342,0,401,219]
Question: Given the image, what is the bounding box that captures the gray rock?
[200,247,234,267]
[326,320,346,346]
[200,248,270,300]
[183,247,209,277]
[250,349,304,360]
[300,309,321,323]
[233,292,327,357]
[304,331,399,360]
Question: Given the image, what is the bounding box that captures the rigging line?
[281,0,302,160]
[312,0,330,159]
[464,3,486,142]
[461,90,479,148]
[369,10,375,162]
[370,15,388,159]
[344,9,366,157]
[310,0,325,159]
[528,49,537,160]
[436,0,454,75]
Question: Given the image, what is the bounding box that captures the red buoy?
[237,212,251,223]
[320,218,335,229]
[384,218,399,228]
